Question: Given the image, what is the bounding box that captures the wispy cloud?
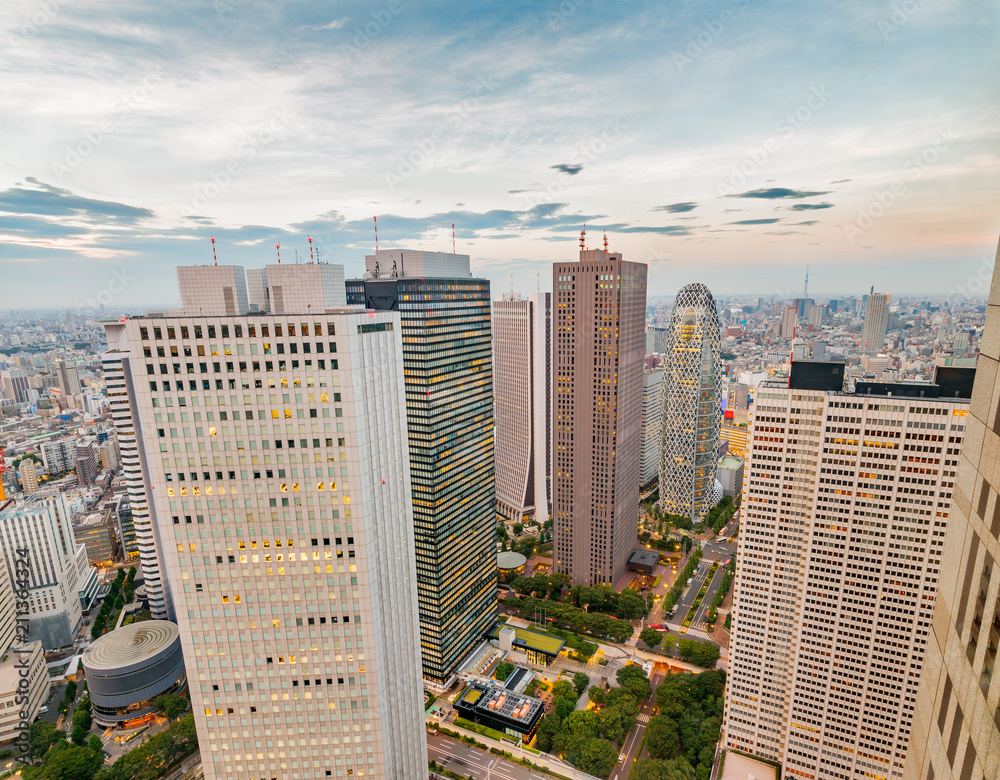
[304,18,348,30]
[550,164,584,176]
[653,202,698,213]
[729,218,782,225]
[789,203,834,211]
[727,188,831,199]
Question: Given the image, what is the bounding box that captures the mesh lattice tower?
[658,283,723,522]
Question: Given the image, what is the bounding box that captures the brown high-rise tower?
[552,248,647,586]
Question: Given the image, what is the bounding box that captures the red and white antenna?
[308,236,315,263]
[452,222,456,254]
[373,216,378,252]
[276,243,281,264]
[211,236,217,266]
[603,230,608,253]
[579,224,586,250]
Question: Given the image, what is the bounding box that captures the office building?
[808,304,826,329]
[720,421,749,458]
[346,249,496,686]
[57,359,82,397]
[115,494,138,558]
[102,350,169,619]
[41,438,75,474]
[74,511,118,567]
[716,455,743,498]
[903,243,1000,780]
[104,264,428,780]
[76,440,98,485]
[0,559,49,744]
[18,459,37,493]
[658,283,723,523]
[862,291,891,353]
[0,495,87,649]
[781,305,797,339]
[492,293,552,524]
[645,326,669,355]
[98,439,120,472]
[0,370,29,404]
[552,248,647,586]
[641,369,664,490]
[725,361,974,780]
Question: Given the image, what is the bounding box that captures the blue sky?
[0,0,998,309]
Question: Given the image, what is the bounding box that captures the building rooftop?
[489,624,565,656]
[459,681,543,726]
[719,455,743,470]
[719,751,778,780]
[628,548,660,568]
[82,621,179,672]
[496,552,527,571]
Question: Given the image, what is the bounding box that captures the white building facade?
[103,265,427,780]
[641,369,663,490]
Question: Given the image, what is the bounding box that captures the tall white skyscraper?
[862,291,891,353]
[641,368,663,490]
[725,362,974,780]
[103,265,427,780]
[492,292,551,524]
[658,283,723,522]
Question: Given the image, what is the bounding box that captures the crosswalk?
[637,712,652,724]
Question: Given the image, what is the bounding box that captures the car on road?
[619,753,625,763]
[648,624,665,630]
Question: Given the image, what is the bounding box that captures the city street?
[616,667,666,779]
[688,562,728,628]
[428,732,553,780]
[670,560,713,627]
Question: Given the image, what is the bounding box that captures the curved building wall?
[82,621,186,725]
[658,283,723,522]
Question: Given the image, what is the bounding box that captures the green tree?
[152,693,189,721]
[576,737,618,777]
[677,639,720,668]
[588,685,606,705]
[87,735,103,755]
[23,741,101,780]
[645,714,681,759]
[615,590,648,619]
[640,627,663,648]
[551,680,575,701]
[631,757,698,780]
[535,714,560,752]
[494,660,515,682]
[616,663,651,701]
[573,672,590,696]
[29,721,65,760]
[662,633,678,654]
[513,523,523,535]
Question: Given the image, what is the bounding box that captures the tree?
[631,757,698,780]
[640,627,663,649]
[576,737,618,777]
[552,680,575,701]
[573,672,590,696]
[616,663,651,701]
[645,714,681,759]
[662,633,678,654]
[513,523,523,536]
[615,590,648,619]
[29,721,65,760]
[494,660,515,682]
[678,639,720,668]
[535,714,560,752]
[588,685,606,705]
[23,741,101,780]
[152,693,189,721]
[87,735,103,755]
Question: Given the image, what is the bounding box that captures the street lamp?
[486,758,496,780]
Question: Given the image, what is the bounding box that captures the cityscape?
[0,3,998,780]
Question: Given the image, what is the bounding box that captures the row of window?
[140,323,336,340]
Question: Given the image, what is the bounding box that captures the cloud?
[830,179,852,184]
[0,179,155,224]
[789,203,834,211]
[653,202,697,213]
[304,19,348,30]
[551,163,584,176]
[729,218,782,225]
[726,188,831,199]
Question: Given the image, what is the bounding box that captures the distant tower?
[862,291,891,353]
[658,283,723,523]
[804,265,809,298]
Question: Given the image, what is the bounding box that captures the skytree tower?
[658,283,723,523]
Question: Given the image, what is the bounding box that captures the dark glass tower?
[347,250,497,685]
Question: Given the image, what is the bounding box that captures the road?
[689,562,727,628]
[428,732,552,780]
[670,561,712,627]
[616,668,666,779]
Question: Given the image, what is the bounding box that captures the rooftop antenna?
[294,248,300,264]
[579,224,586,251]
[211,236,217,266]
[374,216,378,252]
[308,236,315,263]
[452,222,456,254]
[276,243,281,264]
[603,230,609,254]
[870,284,875,295]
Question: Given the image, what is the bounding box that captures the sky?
[0,0,998,310]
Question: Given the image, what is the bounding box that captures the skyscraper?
[105,265,428,780]
[552,248,647,586]
[492,293,551,525]
[346,249,496,686]
[725,361,974,780]
[641,368,664,491]
[903,243,1000,780]
[658,283,723,523]
[862,291,891,352]
[18,458,37,493]
[781,304,798,339]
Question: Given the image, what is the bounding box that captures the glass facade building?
[347,251,497,686]
[658,282,723,523]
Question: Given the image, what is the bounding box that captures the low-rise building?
[454,680,544,741]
